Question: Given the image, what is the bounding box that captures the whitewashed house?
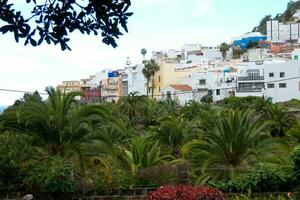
[181,69,237,102]
[161,84,193,105]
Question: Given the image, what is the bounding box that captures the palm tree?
[219,42,230,60]
[122,136,172,175]
[264,104,296,137]
[117,92,151,126]
[151,115,200,158]
[181,100,212,121]
[144,59,160,99]
[142,65,152,97]
[183,110,272,183]
[0,87,113,167]
[141,48,147,61]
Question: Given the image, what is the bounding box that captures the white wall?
[91,69,110,89]
[264,61,300,103]
[161,86,193,106]
[267,20,300,43]
[126,64,147,95]
[181,71,237,102]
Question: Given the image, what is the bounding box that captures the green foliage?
[0,132,33,196]
[151,115,200,158]
[143,59,160,98]
[219,42,230,60]
[252,15,272,34]
[23,157,76,199]
[264,104,296,137]
[253,0,300,34]
[290,146,300,170]
[223,96,270,110]
[201,94,213,104]
[184,110,272,183]
[0,86,300,197]
[0,0,133,50]
[215,164,291,193]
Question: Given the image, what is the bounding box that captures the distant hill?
[253,0,300,34]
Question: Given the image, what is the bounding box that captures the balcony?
[236,88,263,93]
[238,76,264,81]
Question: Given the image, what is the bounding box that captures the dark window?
[279,83,286,88]
[216,89,220,95]
[269,73,274,78]
[280,72,285,78]
[158,76,161,83]
[199,79,206,85]
[167,91,171,98]
[159,87,161,92]
[267,83,275,88]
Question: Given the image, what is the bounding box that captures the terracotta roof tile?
[169,84,192,91]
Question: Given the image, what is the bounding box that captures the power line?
[0,88,48,95]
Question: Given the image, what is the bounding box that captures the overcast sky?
[0,0,290,105]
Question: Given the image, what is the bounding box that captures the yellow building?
[149,58,205,99]
[57,81,82,93]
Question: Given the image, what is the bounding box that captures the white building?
[264,61,300,102]
[152,44,224,65]
[90,69,111,89]
[292,48,300,60]
[181,69,237,102]
[161,84,193,105]
[267,20,300,43]
[125,64,147,95]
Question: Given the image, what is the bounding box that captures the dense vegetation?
[1,88,300,199]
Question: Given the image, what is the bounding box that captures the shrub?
[291,146,300,170]
[147,185,226,200]
[214,164,291,193]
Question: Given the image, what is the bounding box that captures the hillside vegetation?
[253,0,300,34]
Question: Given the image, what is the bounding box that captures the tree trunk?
[146,80,149,96]
[151,76,155,99]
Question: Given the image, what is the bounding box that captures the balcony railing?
[238,76,264,81]
[236,88,263,93]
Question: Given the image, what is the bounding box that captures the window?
[269,73,274,78]
[280,72,285,78]
[199,79,206,85]
[216,89,220,95]
[247,69,259,77]
[267,83,275,88]
[167,91,171,98]
[279,83,287,88]
[158,76,161,83]
[295,55,299,60]
[159,87,161,92]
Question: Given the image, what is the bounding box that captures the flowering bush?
[147,185,226,200]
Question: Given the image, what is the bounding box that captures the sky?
[0,0,291,105]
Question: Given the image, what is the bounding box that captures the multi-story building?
[267,20,300,44]
[125,64,147,95]
[57,80,82,93]
[235,62,265,97]
[264,60,300,102]
[181,68,237,102]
